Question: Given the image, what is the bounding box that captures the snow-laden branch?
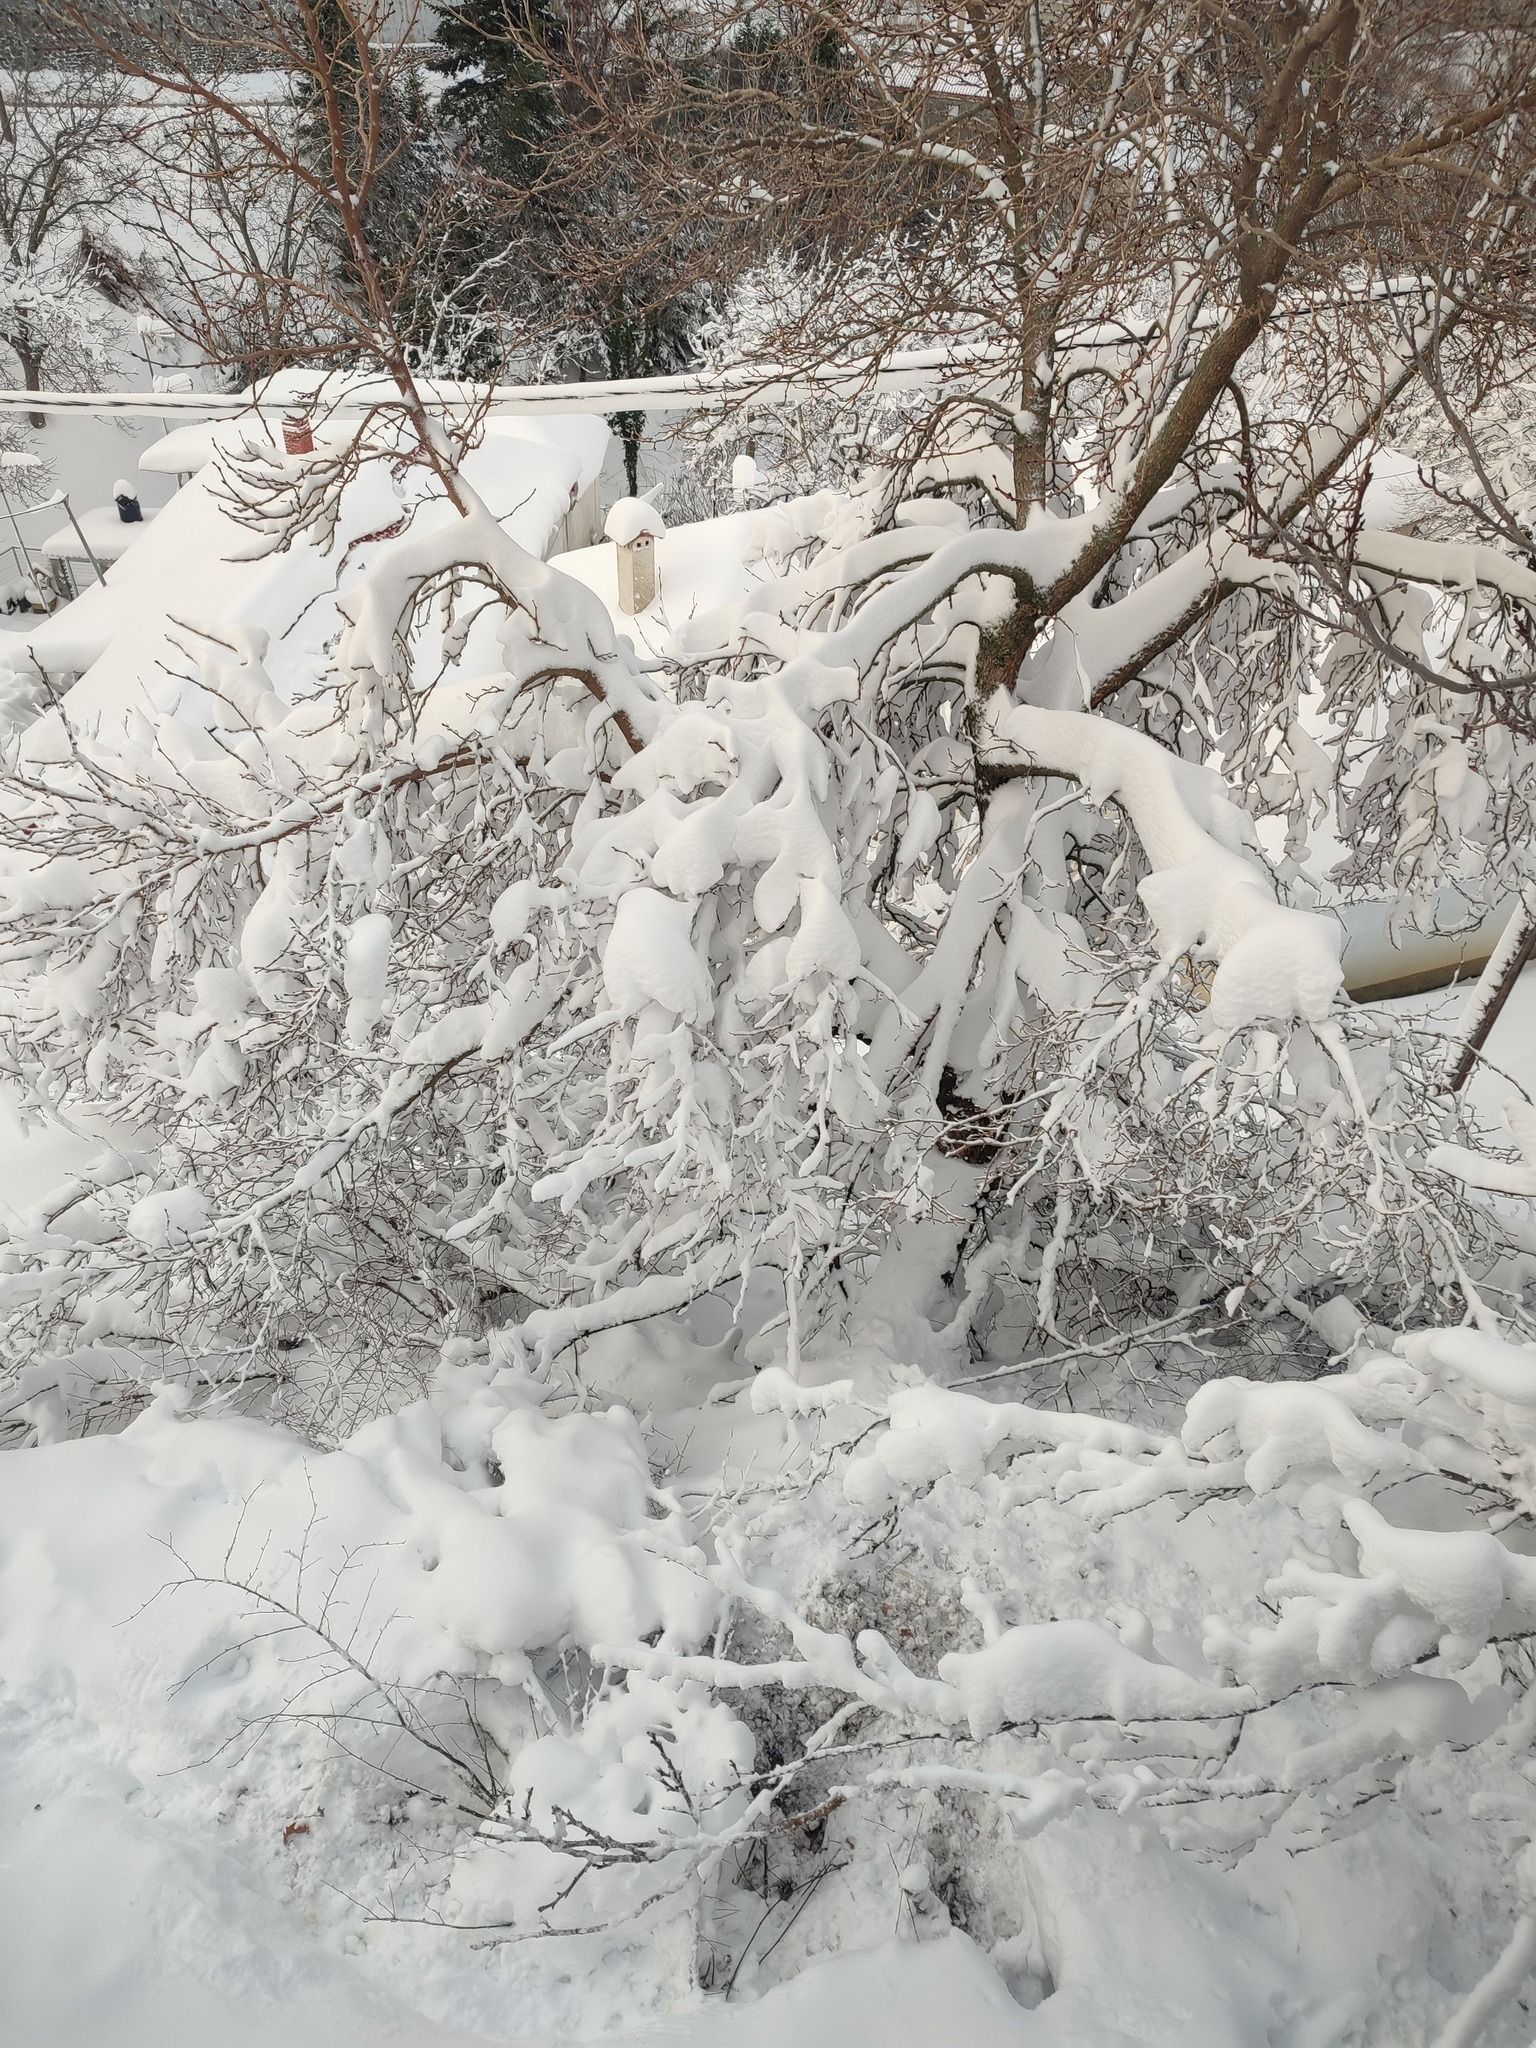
[336,478,664,751]
[1350,530,1536,606]
[978,700,1343,1028]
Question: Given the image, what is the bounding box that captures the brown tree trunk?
[20,345,46,430]
[974,593,1038,705]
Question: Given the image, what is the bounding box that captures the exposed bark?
[1447,896,1536,1093]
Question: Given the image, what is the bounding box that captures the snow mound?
[606,497,667,545]
[2,1321,1532,2043]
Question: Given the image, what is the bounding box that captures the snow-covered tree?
[431,0,567,190]
[3,0,1535,1443]
[59,0,509,411]
[0,64,136,419]
[8,10,1536,2034]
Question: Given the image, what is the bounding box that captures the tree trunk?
[1447,892,1536,1092]
[20,345,46,430]
[973,598,1039,712]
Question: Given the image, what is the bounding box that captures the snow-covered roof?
[138,424,221,476]
[38,503,159,566]
[551,505,763,658]
[4,414,610,733]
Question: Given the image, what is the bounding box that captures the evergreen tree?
[430,0,563,194]
[433,0,702,487]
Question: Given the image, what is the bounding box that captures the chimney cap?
[605,496,666,546]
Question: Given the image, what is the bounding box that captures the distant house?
[37,493,159,604]
[1,408,611,733]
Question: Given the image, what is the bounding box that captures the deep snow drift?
[8,1280,1536,2045]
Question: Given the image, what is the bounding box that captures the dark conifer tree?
[430,1,563,193]
[432,0,700,489]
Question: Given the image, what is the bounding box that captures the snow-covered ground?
[8,1240,1536,2044]
[3,968,1535,2048]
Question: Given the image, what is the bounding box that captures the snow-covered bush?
[10,1312,1536,2037]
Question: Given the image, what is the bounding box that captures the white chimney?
[605,497,666,614]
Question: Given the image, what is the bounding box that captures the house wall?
[547,480,604,558]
